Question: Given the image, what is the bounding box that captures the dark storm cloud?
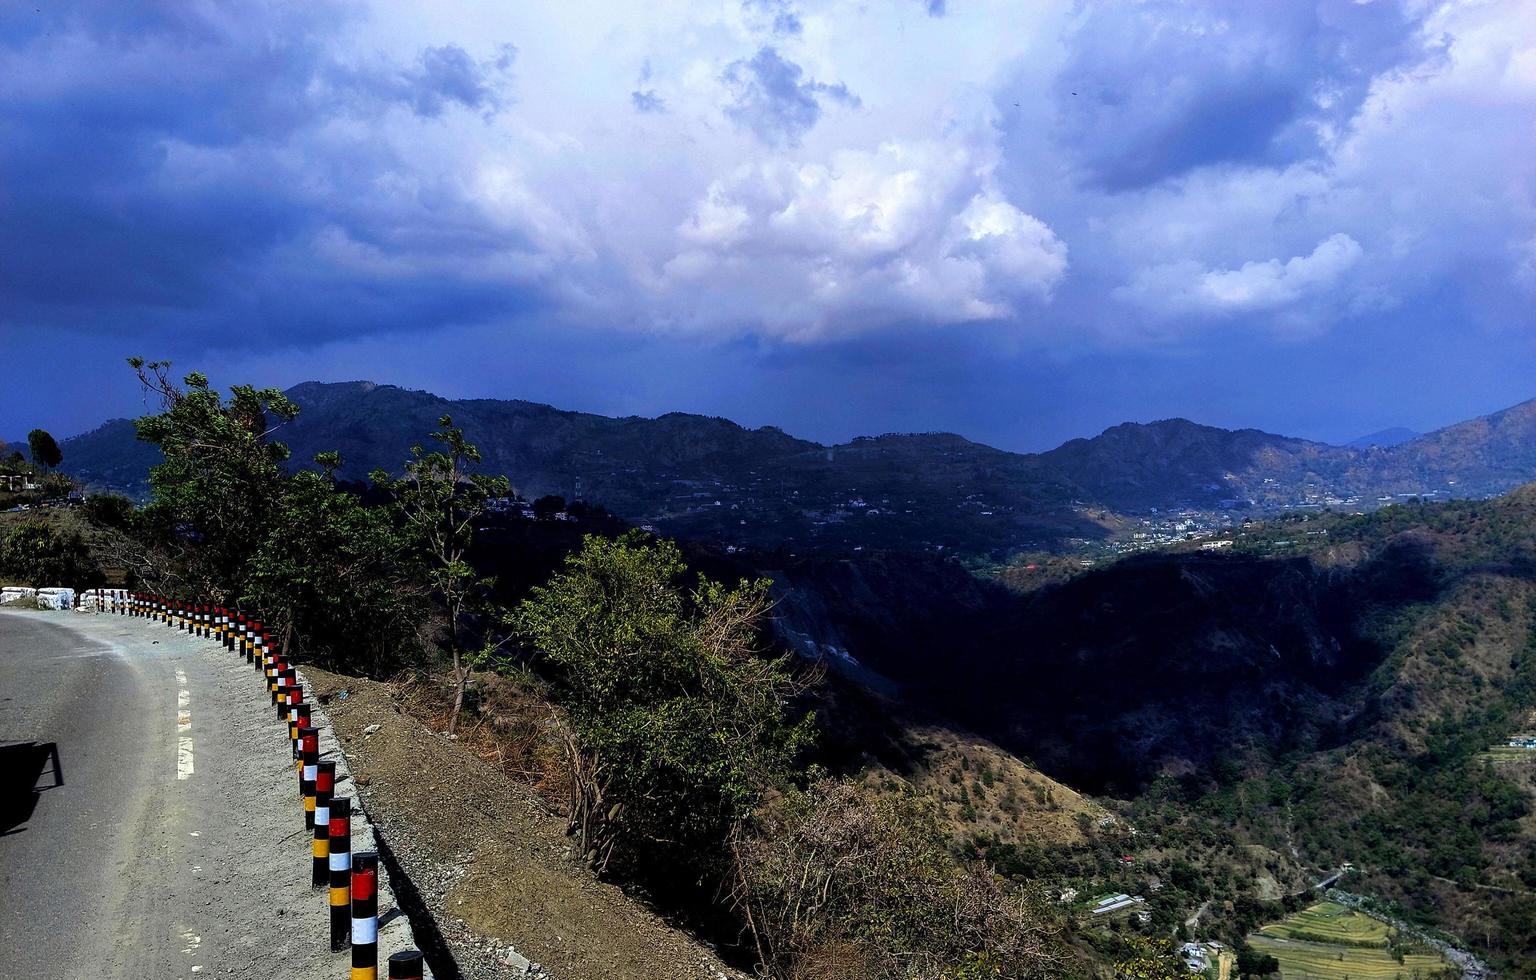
[722,47,859,146]
[1051,0,1425,190]
[0,2,528,346]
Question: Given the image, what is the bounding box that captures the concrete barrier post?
[387,951,425,979]
[290,703,312,760]
[299,725,319,826]
[328,796,352,951]
[351,851,380,980]
[312,759,336,887]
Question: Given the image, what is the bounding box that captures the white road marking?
[176,668,194,780]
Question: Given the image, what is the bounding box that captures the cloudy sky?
[2,0,1533,451]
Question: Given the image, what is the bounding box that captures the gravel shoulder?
[302,667,747,980]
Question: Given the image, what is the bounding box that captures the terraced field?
[1258,902,1392,947]
[1248,936,1451,979]
[1250,903,1452,979]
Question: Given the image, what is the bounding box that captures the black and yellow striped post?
[387,951,425,979]
[313,760,336,887]
[328,796,352,951]
[351,851,380,979]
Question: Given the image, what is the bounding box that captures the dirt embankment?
[303,668,746,980]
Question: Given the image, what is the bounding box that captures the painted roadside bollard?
[299,725,319,826]
[291,703,312,760]
[328,796,353,951]
[313,760,336,887]
[387,950,425,979]
[350,851,380,979]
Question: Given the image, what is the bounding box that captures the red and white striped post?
[299,725,319,827]
[328,796,352,951]
[351,851,380,979]
[290,703,312,760]
[312,759,336,887]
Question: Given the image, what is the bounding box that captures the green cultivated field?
[1259,901,1392,947]
[1250,903,1451,979]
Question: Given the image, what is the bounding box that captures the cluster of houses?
[0,473,43,493]
[1178,942,1225,974]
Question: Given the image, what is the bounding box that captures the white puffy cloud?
[3,0,1533,353]
[1119,233,1363,319]
[660,140,1066,338]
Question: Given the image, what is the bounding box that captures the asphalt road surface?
[0,608,339,979]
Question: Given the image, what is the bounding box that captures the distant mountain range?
[54,381,1536,556]
[1345,426,1420,449]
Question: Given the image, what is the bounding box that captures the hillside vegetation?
[62,362,1142,979]
[782,491,1536,970]
[55,380,1536,559]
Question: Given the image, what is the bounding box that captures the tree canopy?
[27,428,62,470]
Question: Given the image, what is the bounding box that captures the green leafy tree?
[81,493,134,530]
[26,429,62,471]
[127,358,298,599]
[516,531,813,876]
[0,520,99,587]
[243,454,424,673]
[372,416,509,734]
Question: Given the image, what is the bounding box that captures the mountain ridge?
[54,380,1536,557]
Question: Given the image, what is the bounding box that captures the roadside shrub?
[516,531,814,880]
[732,779,1068,980]
[0,520,101,587]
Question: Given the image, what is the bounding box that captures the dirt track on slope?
[303,668,745,980]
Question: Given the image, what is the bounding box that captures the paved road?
[0,608,339,979]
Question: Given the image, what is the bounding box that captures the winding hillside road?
[0,609,337,979]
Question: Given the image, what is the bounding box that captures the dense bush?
[243,469,426,672]
[0,520,100,587]
[516,531,813,878]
